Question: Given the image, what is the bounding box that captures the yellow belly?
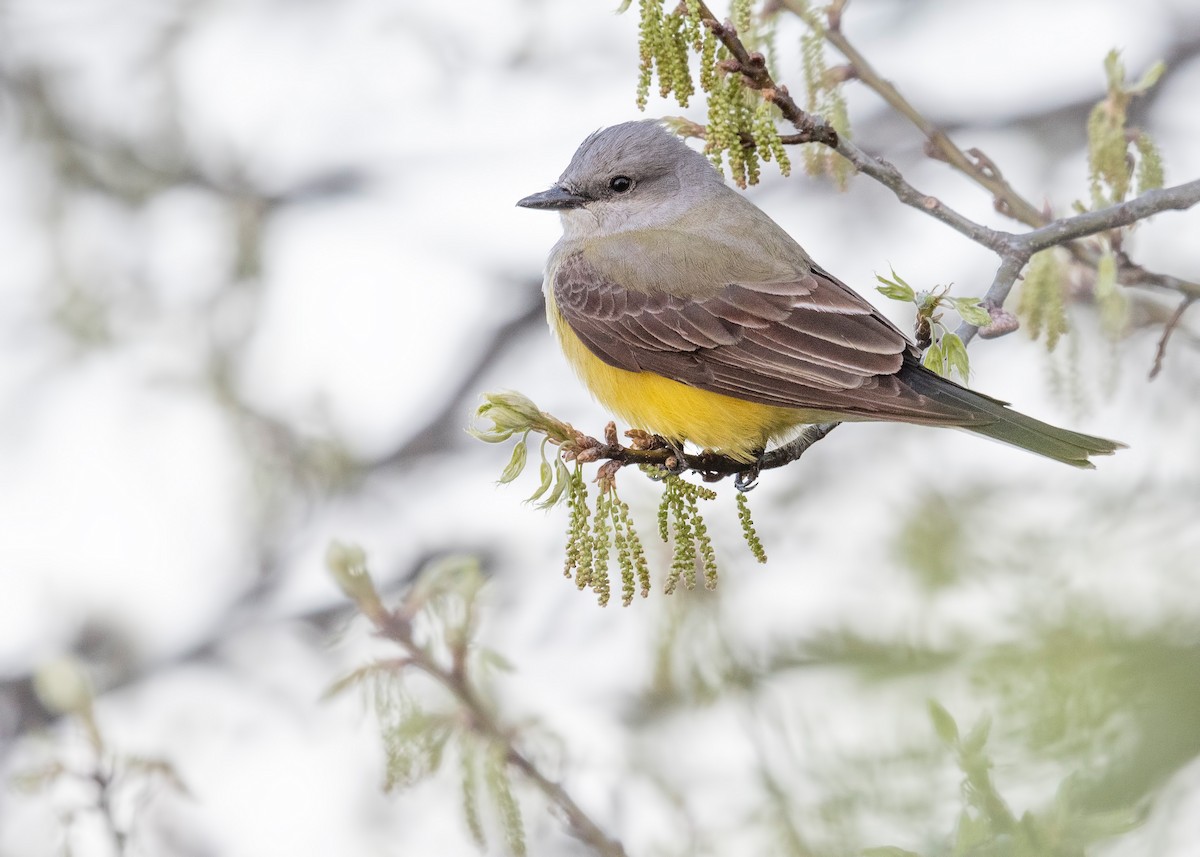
[550,306,812,462]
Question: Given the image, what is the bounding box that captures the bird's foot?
[733,448,767,492]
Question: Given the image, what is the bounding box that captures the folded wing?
[553,251,995,426]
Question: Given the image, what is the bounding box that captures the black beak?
[516,185,589,210]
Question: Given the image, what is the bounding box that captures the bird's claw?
[734,448,767,492]
[734,467,759,492]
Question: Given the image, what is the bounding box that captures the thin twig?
[1149,296,1196,379]
[370,611,628,857]
[796,0,1048,228]
[694,0,838,146]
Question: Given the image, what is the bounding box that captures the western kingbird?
[517,120,1123,468]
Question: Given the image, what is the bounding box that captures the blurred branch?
[369,612,627,857]
[327,547,628,857]
[1149,296,1195,379]
[373,286,545,469]
[0,546,462,752]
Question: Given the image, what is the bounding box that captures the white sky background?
[1,0,1200,854]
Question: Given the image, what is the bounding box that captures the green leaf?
[497,437,529,484]
[526,458,553,503]
[467,425,515,443]
[953,297,992,328]
[875,269,915,303]
[942,332,971,381]
[1103,48,1124,91]
[485,745,527,857]
[962,713,992,756]
[922,340,947,377]
[1130,60,1166,94]
[863,848,923,857]
[476,647,515,675]
[460,740,485,848]
[954,808,990,850]
[535,458,572,510]
[928,700,960,747]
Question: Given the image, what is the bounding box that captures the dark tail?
[904,367,1126,469]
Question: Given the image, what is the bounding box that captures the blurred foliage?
[1086,50,1166,209]
[325,550,530,856]
[614,471,1200,855]
[14,657,187,855]
[1017,250,1070,352]
[793,0,853,187]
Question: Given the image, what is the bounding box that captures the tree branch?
[694,1,838,147]
[697,3,1200,354]
[365,600,629,857]
[567,420,839,484]
[788,1,1200,305]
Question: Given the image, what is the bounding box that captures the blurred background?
[2,0,1200,854]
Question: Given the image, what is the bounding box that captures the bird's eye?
[609,175,634,193]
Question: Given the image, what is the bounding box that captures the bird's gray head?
[517,120,723,236]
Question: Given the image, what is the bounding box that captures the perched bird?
[517,120,1122,470]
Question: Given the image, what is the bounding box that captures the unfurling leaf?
[923,340,947,377]
[876,270,916,303]
[497,436,529,484]
[942,332,971,381]
[952,297,993,328]
[929,700,960,747]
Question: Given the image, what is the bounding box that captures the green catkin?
[563,470,583,579]
[698,27,718,93]
[665,484,695,594]
[460,742,484,848]
[636,0,664,111]
[568,471,594,589]
[1087,101,1129,207]
[752,100,777,164]
[827,90,853,189]
[731,0,753,36]
[663,12,695,106]
[800,29,825,176]
[626,500,652,598]
[736,492,768,563]
[692,506,719,590]
[680,490,709,590]
[590,492,612,606]
[615,520,634,607]
[1134,131,1165,193]
[657,483,672,543]
[683,0,703,50]
[1018,250,1068,352]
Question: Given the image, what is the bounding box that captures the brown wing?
[553,251,987,425]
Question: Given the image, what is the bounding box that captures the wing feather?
[552,251,980,423]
